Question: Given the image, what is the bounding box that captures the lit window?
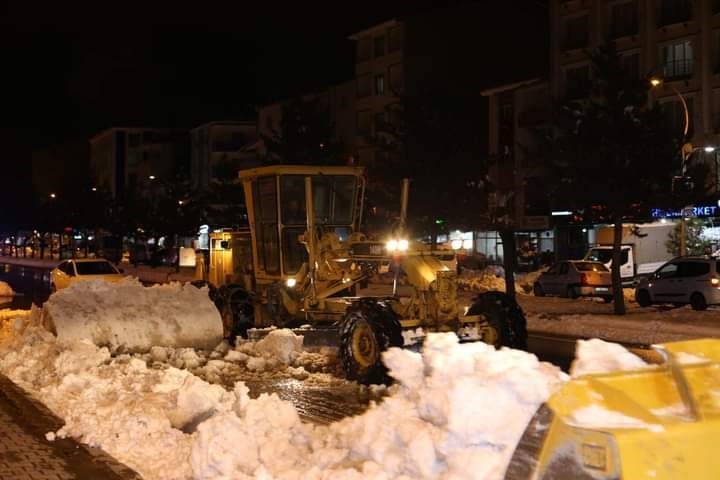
[375,75,385,96]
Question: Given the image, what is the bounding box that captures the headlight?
[398,239,409,251]
[386,239,398,252]
[451,239,463,250]
[286,278,297,287]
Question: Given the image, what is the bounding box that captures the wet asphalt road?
[0,262,575,424]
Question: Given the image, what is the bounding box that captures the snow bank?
[42,278,223,352]
[458,267,526,294]
[0,308,568,480]
[570,338,649,377]
[0,280,13,297]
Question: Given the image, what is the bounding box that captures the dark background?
[0,0,547,226]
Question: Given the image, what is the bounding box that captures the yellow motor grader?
[207,164,526,383]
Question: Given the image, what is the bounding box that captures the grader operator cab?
[209,165,527,383]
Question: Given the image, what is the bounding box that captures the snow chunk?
[254,329,303,364]
[0,281,14,299]
[571,338,649,377]
[569,405,663,431]
[42,278,223,353]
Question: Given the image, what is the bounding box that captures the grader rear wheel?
[467,291,527,350]
[340,299,403,385]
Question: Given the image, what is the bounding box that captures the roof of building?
[89,127,187,143]
[190,120,257,132]
[480,78,545,97]
[348,19,399,40]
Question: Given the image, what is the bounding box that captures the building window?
[357,110,372,136]
[357,74,372,98]
[662,40,693,80]
[658,0,692,26]
[373,111,386,133]
[620,53,640,80]
[357,36,372,62]
[565,65,591,99]
[662,97,693,136]
[611,1,638,38]
[388,64,403,93]
[374,35,386,57]
[374,74,385,96]
[564,15,588,50]
[388,26,403,52]
[499,103,513,123]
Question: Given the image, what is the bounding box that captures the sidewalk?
[0,255,195,284]
[0,374,140,479]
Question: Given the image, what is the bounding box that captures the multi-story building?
[551,0,720,188]
[190,121,259,190]
[257,80,356,164]
[483,0,720,261]
[89,127,189,198]
[349,20,404,166]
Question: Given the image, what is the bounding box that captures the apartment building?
[350,20,404,166]
[190,121,259,189]
[482,0,720,260]
[89,127,189,198]
[552,0,720,184]
[257,80,356,164]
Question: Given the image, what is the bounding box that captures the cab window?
[253,176,280,275]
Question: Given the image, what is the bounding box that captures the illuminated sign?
[651,205,718,218]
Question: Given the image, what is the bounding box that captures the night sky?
[0,0,547,226]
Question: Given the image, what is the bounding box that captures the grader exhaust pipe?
[393,178,410,296]
[305,176,318,305]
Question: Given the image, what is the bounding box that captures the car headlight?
[398,239,409,251]
[286,278,297,288]
[451,239,463,250]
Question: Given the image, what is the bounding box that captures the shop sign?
[651,205,718,218]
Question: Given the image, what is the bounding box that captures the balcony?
[663,59,693,80]
[658,2,692,27]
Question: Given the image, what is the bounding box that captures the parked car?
[533,260,612,301]
[635,256,720,311]
[50,258,125,292]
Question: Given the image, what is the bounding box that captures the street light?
[49,193,56,199]
[650,76,695,256]
[148,175,156,180]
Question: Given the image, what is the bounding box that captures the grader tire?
[213,285,254,345]
[340,299,403,385]
[467,291,528,350]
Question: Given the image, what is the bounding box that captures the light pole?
[650,77,692,255]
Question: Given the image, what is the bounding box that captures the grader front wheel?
[340,300,403,385]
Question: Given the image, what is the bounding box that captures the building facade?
[89,127,189,198]
[551,0,720,188]
[257,80,357,164]
[190,121,259,190]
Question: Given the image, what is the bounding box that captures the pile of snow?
[0,281,13,298]
[457,267,526,294]
[570,339,649,377]
[0,305,570,480]
[516,268,548,294]
[42,278,223,352]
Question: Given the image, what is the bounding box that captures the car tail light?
[580,273,588,285]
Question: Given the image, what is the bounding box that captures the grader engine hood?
[400,254,450,291]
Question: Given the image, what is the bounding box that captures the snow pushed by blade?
[570,338,649,377]
[42,278,223,352]
[0,305,568,480]
[0,280,14,297]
